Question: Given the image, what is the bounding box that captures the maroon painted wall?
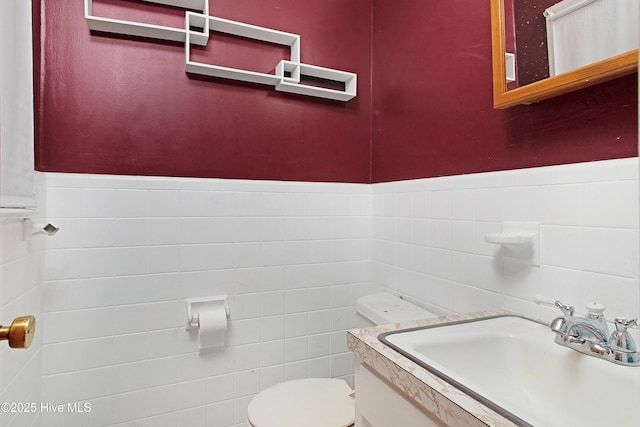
[35,0,373,183]
[371,0,638,183]
[36,1,638,184]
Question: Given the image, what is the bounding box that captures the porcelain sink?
[379,315,640,427]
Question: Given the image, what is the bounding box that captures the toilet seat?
[246,378,355,427]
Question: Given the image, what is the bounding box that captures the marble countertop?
[347,310,521,427]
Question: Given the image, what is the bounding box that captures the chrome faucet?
[549,301,640,367]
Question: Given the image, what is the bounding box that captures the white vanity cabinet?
[354,361,446,427]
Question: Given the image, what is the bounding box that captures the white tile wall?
[0,173,46,427]
[372,158,640,326]
[3,158,635,427]
[40,174,373,427]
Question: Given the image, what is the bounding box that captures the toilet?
[246,292,437,427]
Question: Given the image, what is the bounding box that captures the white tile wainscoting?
[40,174,373,427]
[371,158,640,325]
[0,157,636,427]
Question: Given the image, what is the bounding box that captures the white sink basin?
[380,315,640,427]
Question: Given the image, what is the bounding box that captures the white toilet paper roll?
[198,306,227,349]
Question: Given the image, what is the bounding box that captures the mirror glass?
[491,0,639,108]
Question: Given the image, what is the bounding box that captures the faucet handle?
[614,317,637,332]
[610,318,637,353]
[555,300,575,316]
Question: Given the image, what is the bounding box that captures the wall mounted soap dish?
[485,222,540,266]
[484,231,534,246]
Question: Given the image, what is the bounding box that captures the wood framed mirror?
[490,0,638,109]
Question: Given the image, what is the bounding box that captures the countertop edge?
[347,310,519,427]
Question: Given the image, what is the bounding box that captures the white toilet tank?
[246,292,437,427]
[354,292,437,327]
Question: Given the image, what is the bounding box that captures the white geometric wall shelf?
[84,0,356,101]
[276,61,357,102]
[185,13,300,86]
[84,0,209,44]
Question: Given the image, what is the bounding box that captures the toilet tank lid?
[355,292,436,325]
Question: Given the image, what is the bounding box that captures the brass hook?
[0,316,36,349]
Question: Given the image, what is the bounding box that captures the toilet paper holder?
[186,295,230,330]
